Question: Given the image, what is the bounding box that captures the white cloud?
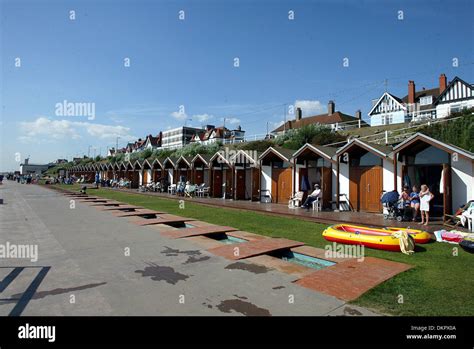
[19,117,136,143]
[222,117,241,125]
[193,113,213,123]
[171,111,188,121]
[294,100,326,116]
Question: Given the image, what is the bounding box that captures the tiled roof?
[272,111,363,133]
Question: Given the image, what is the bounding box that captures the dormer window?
[419,96,433,106]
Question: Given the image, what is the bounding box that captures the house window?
[449,104,462,114]
[419,96,433,106]
[382,114,393,125]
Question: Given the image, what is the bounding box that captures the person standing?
[419,184,434,226]
[95,172,100,189]
[410,185,420,221]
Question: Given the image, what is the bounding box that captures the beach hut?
[106,163,114,180]
[191,154,212,185]
[139,159,153,186]
[113,162,121,180]
[163,157,178,185]
[131,160,141,188]
[293,144,337,209]
[209,151,233,198]
[100,163,108,180]
[231,150,260,200]
[151,158,164,183]
[336,139,393,212]
[259,147,295,204]
[175,155,193,182]
[393,132,474,218]
[119,161,127,180]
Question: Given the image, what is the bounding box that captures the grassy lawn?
[51,183,473,316]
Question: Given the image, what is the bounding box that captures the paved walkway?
[0,182,378,316]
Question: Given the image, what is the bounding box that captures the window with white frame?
[382,114,393,125]
[419,96,433,106]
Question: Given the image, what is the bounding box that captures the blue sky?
[1,0,473,171]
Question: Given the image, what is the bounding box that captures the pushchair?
[381,190,411,222]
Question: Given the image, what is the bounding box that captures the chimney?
[439,74,447,94]
[296,107,302,121]
[328,100,335,115]
[408,80,415,104]
[24,158,29,165]
[355,110,362,120]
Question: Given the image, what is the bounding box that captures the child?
[409,185,420,221]
[401,186,411,205]
[419,184,434,226]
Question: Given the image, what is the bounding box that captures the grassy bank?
[52,184,473,316]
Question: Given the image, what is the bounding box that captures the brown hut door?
[213,170,222,197]
[443,164,452,216]
[365,166,383,212]
[349,167,362,211]
[195,170,203,184]
[271,169,279,203]
[321,167,332,209]
[143,170,148,185]
[236,170,246,199]
[278,168,293,203]
[251,168,260,201]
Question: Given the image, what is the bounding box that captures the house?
[228,126,245,143]
[190,125,246,145]
[367,92,406,126]
[271,101,364,135]
[144,133,162,150]
[402,80,440,122]
[368,74,473,126]
[434,75,474,118]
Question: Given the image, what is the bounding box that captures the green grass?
[52,183,473,316]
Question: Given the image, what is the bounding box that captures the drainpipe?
[393,152,398,192]
[336,155,340,211]
[292,157,296,196]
